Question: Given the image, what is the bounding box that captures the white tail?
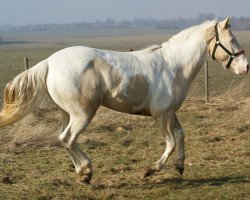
[0,60,48,127]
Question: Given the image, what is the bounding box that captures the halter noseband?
[212,23,245,68]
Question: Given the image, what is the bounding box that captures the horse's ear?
[219,17,231,29]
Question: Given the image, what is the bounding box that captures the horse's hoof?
[175,166,184,175]
[79,176,91,184]
[79,174,92,185]
[142,167,157,179]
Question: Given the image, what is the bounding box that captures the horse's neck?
[162,31,208,84]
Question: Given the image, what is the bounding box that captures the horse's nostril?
[245,64,249,74]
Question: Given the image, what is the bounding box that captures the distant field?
[0,30,249,199]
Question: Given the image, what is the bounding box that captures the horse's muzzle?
[240,64,249,74]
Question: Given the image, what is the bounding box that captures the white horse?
[0,18,248,184]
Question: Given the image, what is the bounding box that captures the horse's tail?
[0,60,48,128]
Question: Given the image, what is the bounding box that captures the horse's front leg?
[174,114,185,175]
[143,110,176,178]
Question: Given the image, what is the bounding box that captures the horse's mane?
[166,20,217,45]
[158,20,217,66]
[140,44,162,53]
[139,20,217,54]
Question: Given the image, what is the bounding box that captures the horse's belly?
[101,74,151,116]
[101,95,151,116]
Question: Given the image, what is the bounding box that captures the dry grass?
[0,82,249,199]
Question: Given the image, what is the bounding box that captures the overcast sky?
[0,0,250,26]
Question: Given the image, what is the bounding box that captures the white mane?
[169,20,217,42]
[141,44,162,53]
[161,20,217,68]
[137,20,217,57]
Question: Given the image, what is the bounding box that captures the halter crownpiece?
[212,23,245,68]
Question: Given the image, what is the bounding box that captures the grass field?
[0,30,249,199]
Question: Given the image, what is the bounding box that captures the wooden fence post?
[24,57,29,70]
[205,60,209,102]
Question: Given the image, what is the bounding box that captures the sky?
[0,0,250,26]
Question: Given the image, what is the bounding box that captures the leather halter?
[212,23,245,68]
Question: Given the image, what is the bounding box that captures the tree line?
[1,13,250,32]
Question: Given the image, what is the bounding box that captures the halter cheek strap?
[212,23,245,68]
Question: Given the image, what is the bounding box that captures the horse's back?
[45,46,175,117]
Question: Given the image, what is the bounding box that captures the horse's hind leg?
[143,110,176,178]
[59,110,70,134]
[59,110,83,175]
[174,114,185,175]
[59,112,96,184]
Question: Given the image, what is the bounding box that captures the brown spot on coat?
[126,74,149,106]
[77,57,150,116]
[94,58,149,114]
[102,74,149,114]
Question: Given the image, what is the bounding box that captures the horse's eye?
[229,38,234,43]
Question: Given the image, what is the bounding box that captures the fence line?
[204,60,209,102]
[24,57,29,70]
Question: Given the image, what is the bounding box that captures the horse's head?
[207,17,249,74]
